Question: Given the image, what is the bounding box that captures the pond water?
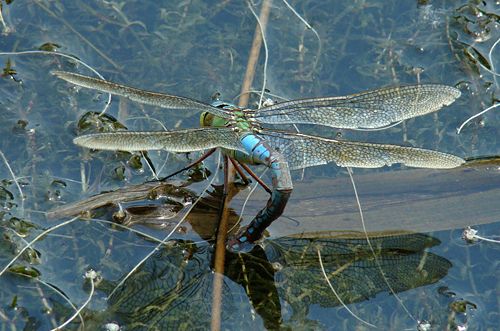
[0,0,499,330]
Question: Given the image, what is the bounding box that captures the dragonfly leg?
[237,161,272,194]
[159,148,217,181]
[227,134,293,252]
[228,158,251,186]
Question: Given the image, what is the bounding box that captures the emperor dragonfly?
[52,71,464,251]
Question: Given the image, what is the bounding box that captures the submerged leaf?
[8,265,41,278]
[38,42,61,52]
[465,46,492,70]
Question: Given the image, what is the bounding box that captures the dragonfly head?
[200,112,228,127]
[200,111,229,128]
[201,100,242,128]
[200,103,232,128]
[199,111,212,127]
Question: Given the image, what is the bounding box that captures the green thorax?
[199,107,253,132]
[199,107,259,164]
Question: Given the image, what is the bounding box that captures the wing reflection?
[103,232,450,330]
[48,180,452,329]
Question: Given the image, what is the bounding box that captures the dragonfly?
[52,71,464,252]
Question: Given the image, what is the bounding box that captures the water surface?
[0,1,499,330]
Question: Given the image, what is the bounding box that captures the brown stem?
[211,156,234,331]
[238,0,272,108]
[210,1,272,330]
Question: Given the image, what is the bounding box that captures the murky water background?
[0,1,499,330]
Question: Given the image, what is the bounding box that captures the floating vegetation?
[449,1,500,145]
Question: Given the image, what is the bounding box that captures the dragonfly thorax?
[200,101,257,132]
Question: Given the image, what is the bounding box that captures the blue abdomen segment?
[233,133,293,191]
[228,133,293,250]
[241,134,271,163]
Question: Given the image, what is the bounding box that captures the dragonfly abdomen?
[227,133,293,251]
[238,133,293,190]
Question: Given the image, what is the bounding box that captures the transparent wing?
[74,127,245,153]
[52,71,232,119]
[260,130,464,170]
[254,85,460,129]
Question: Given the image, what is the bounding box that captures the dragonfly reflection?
[95,232,451,330]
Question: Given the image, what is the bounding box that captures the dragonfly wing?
[52,71,232,119]
[74,128,246,153]
[254,85,460,129]
[260,130,464,170]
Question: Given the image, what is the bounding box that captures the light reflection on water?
[0,0,498,330]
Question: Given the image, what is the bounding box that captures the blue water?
[0,0,498,330]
